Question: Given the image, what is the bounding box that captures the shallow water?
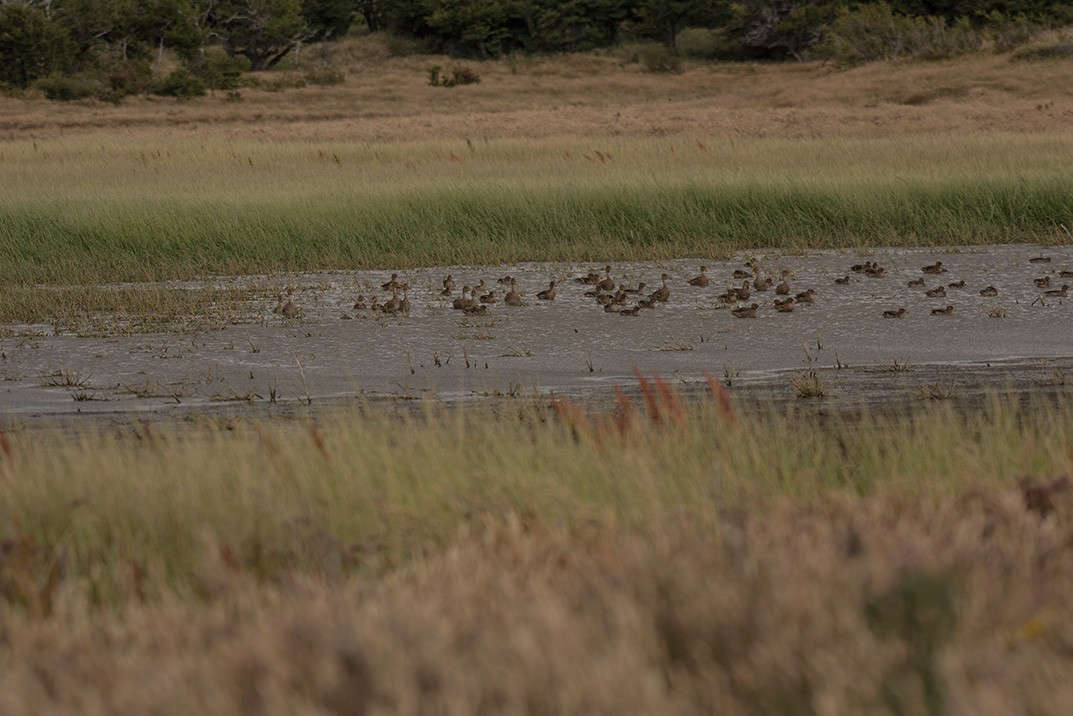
[2,243,1072,424]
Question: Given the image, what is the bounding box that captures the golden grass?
[1,386,1073,712]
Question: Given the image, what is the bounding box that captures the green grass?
[2,134,1071,284]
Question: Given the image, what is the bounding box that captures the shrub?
[815,2,981,65]
[303,65,346,85]
[196,51,251,91]
[986,12,1045,53]
[427,65,481,87]
[152,67,207,99]
[1010,40,1073,61]
[639,46,683,73]
[33,74,101,101]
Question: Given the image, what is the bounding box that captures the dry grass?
[1,379,1073,711]
[2,37,1072,143]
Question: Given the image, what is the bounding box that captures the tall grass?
[2,134,1071,283]
[1,386,1070,612]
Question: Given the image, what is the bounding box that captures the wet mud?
[2,244,1072,426]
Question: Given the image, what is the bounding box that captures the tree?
[0,2,73,86]
[634,0,732,53]
[302,0,356,40]
[204,0,312,70]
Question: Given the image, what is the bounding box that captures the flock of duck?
[269,254,1069,321]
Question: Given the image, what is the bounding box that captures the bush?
[1010,40,1073,61]
[815,3,981,65]
[303,65,346,85]
[196,51,251,91]
[639,46,683,73]
[427,65,481,87]
[986,12,1045,53]
[152,67,207,99]
[33,74,101,101]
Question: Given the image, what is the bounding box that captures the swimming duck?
[596,266,616,292]
[1035,277,1051,288]
[1060,270,1073,278]
[479,290,497,304]
[921,261,946,274]
[442,275,455,294]
[979,286,998,297]
[865,265,886,278]
[930,305,955,315]
[834,276,851,285]
[382,289,402,314]
[624,282,646,294]
[850,262,871,273]
[649,274,671,303]
[452,287,473,310]
[753,275,773,291]
[603,303,622,313]
[536,281,557,300]
[907,278,925,287]
[774,297,795,312]
[882,308,906,318]
[504,279,524,306]
[352,294,367,310]
[794,289,816,304]
[947,280,965,289]
[732,269,752,279]
[620,306,641,316]
[732,303,759,318]
[369,295,382,312]
[925,286,947,298]
[688,266,709,287]
[1030,256,1052,264]
[775,279,790,295]
[381,273,400,290]
[496,275,513,285]
[463,304,488,316]
[1044,284,1069,297]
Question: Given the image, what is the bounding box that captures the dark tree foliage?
[204,0,313,70]
[0,3,74,86]
[302,0,356,39]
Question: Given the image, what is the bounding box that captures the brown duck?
[732,303,759,318]
[536,281,557,300]
[931,305,955,315]
[649,274,671,303]
[883,307,906,318]
[979,286,998,297]
[1044,284,1069,297]
[381,273,400,290]
[1030,256,1052,264]
[925,286,947,298]
[504,279,524,306]
[834,276,851,285]
[794,289,816,304]
[775,279,790,295]
[948,280,965,289]
[907,278,925,287]
[352,295,367,310]
[774,297,795,313]
[921,261,946,274]
[687,266,709,287]
[597,266,616,292]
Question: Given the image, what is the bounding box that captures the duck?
[882,307,906,318]
[774,297,795,313]
[624,282,646,294]
[452,286,473,310]
[979,286,998,297]
[649,274,671,303]
[925,286,947,298]
[381,273,401,290]
[1060,270,1073,278]
[596,266,616,292]
[775,279,790,295]
[930,305,955,315]
[1035,277,1051,288]
[536,281,557,301]
[369,295,383,312]
[1030,256,1052,264]
[352,294,367,310]
[834,276,851,285]
[496,275,513,285]
[479,289,497,304]
[947,280,965,289]
[907,277,925,287]
[463,304,488,316]
[382,289,402,314]
[619,305,641,316]
[1044,284,1069,297]
[504,279,524,306]
[865,265,886,278]
[850,262,871,273]
[732,303,759,318]
[732,269,753,279]
[753,275,773,291]
[575,271,600,285]
[794,289,816,304]
[442,274,455,293]
[400,291,411,316]
[921,261,946,274]
[603,303,622,313]
[687,266,709,287]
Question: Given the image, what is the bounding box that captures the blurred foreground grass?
[2,381,1073,713]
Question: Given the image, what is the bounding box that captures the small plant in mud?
[427,65,481,87]
[791,369,827,398]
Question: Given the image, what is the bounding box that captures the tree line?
[2,0,1070,96]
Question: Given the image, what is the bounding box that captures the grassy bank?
[1,389,1073,712]
[2,133,1071,284]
